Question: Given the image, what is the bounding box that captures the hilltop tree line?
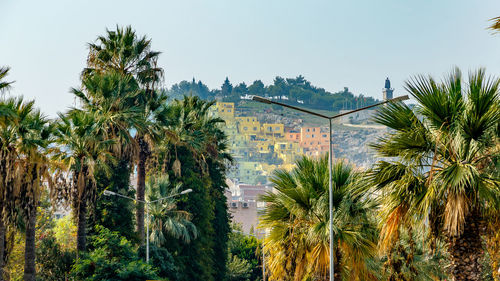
[168,75,379,111]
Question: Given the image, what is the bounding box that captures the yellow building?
[255,139,274,154]
[261,123,284,138]
[238,161,266,184]
[236,117,261,135]
[214,102,235,119]
[274,142,303,164]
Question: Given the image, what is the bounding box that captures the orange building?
[299,127,329,156]
[285,131,301,142]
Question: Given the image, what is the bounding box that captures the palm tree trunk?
[448,210,483,281]
[136,136,148,244]
[77,200,87,253]
[0,212,4,281]
[23,211,36,281]
[333,246,342,280]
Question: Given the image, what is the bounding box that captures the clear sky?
[1,0,499,116]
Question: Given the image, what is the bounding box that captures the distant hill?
[166,75,379,111]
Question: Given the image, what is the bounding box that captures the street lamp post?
[103,188,193,263]
[252,95,409,280]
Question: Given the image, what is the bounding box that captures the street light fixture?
[252,94,409,281]
[103,188,193,263]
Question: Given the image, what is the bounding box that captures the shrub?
[71,225,158,281]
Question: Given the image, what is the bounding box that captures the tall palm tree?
[145,175,197,246]
[16,109,53,281]
[0,91,18,278]
[54,110,114,254]
[260,156,378,280]
[0,97,53,281]
[370,68,500,280]
[83,26,164,242]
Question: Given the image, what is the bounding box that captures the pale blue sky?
[1,0,499,116]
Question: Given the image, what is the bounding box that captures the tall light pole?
[103,188,193,263]
[252,95,409,280]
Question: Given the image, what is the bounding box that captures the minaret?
[383,77,394,100]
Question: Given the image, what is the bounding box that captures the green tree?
[0,96,20,279]
[71,225,157,281]
[260,156,378,280]
[248,80,265,97]
[0,67,13,93]
[221,77,233,98]
[13,102,51,281]
[228,224,262,281]
[54,110,114,254]
[0,97,53,281]
[36,231,75,281]
[72,70,142,242]
[153,96,231,281]
[370,68,500,280]
[84,25,165,243]
[92,159,136,241]
[227,253,252,281]
[146,175,197,246]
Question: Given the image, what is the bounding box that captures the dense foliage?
[228,224,262,281]
[1,22,499,281]
[167,75,379,111]
[369,68,500,280]
[260,156,378,280]
[71,226,157,281]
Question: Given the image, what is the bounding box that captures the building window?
[306,134,309,138]
[322,134,327,138]
[244,127,248,131]
[307,128,310,132]
[228,109,231,112]
[253,127,257,131]
[312,134,315,138]
[313,128,316,132]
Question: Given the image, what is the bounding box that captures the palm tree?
[0,67,13,93]
[0,97,23,280]
[164,96,229,174]
[0,67,14,123]
[370,68,500,280]
[260,156,378,280]
[145,175,197,246]
[0,97,53,281]
[53,110,114,254]
[489,16,500,33]
[83,26,164,242]
[16,109,53,281]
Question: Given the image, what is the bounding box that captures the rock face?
[448,210,484,281]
